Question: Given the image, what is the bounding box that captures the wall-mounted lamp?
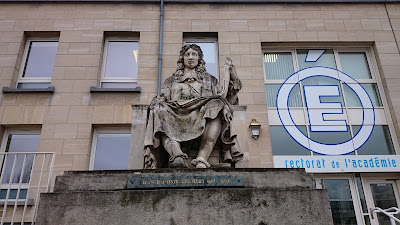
[249,119,261,139]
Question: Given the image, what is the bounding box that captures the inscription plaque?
[127,174,244,189]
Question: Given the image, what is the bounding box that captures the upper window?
[184,35,218,78]
[90,128,131,170]
[264,48,397,156]
[101,38,139,88]
[18,39,58,89]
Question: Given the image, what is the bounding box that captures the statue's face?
[183,48,199,69]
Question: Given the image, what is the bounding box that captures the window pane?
[270,126,310,155]
[370,183,399,225]
[0,189,27,199]
[17,82,50,89]
[354,125,395,155]
[297,49,336,70]
[343,83,382,107]
[2,134,39,184]
[101,82,137,88]
[266,84,302,108]
[186,42,217,77]
[323,179,358,225]
[104,41,139,78]
[310,126,352,145]
[339,52,372,79]
[23,41,58,78]
[264,52,294,80]
[94,133,130,170]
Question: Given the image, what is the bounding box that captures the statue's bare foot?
[169,154,188,168]
[191,157,210,169]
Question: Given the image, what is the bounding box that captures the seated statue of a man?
[144,44,243,169]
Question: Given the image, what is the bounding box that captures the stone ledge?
[54,168,314,192]
[2,86,54,93]
[90,86,141,93]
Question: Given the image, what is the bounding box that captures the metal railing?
[0,152,55,225]
[372,207,400,225]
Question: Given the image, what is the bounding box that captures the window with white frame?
[90,128,131,170]
[0,129,40,200]
[101,38,139,88]
[184,35,219,78]
[264,48,398,156]
[18,39,58,89]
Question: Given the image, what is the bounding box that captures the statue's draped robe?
[144,72,243,168]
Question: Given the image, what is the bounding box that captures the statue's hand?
[223,107,232,121]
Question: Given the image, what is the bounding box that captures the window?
[101,38,139,88]
[90,128,131,170]
[18,39,58,89]
[264,48,397,156]
[0,130,40,201]
[184,34,219,78]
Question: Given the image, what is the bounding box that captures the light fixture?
[249,119,261,139]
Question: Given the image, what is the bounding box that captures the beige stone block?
[343,19,363,31]
[13,19,36,31]
[114,105,133,123]
[374,32,396,42]
[80,31,103,43]
[52,67,66,80]
[72,80,96,93]
[54,124,78,139]
[51,80,74,93]
[41,124,56,139]
[325,20,345,31]
[218,11,238,20]
[241,80,265,93]
[228,20,249,32]
[241,55,262,67]
[171,20,191,31]
[376,42,399,54]
[286,20,306,31]
[105,9,124,19]
[219,32,240,44]
[132,20,153,32]
[60,31,82,43]
[192,20,209,32]
[44,106,69,124]
[93,105,114,124]
[268,20,286,31]
[379,54,400,66]
[35,20,54,30]
[260,31,279,42]
[317,31,338,41]
[23,106,45,124]
[73,19,94,30]
[274,11,293,20]
[0,32,22,42]
[249,43,262,55]
[356,31,374,41]
[77,124,92,139]
[64,67,87,80]
[15,94,37,105]
[293,11,314,19]
[296,31,318,41]
[57,43,70,55]
[253,92,267,105]
[63,138,90,155]
[387,4,400,19]
[2,93,16,105]
[139,55,158,68]
[68,43,90,55]
[210,20,230,32]
[53,154,74,170]
[39,139,64,154]
[72,154,89,170]
[50,93,89,106]
[164,11,183,20]
[304,19,324,31]
[381,65,400,79]
[257,11,276,20]
[230,43,250,55]
[86,67,99,80]
[91,92,126,105]
[239,32,261,43]
[247,20,268,32]
[68,106,93,124]
[77,55,100,67]
[338,32,357,41]
[279,31,297,41]
[93,19,113,30]
[2,106,24,124]
[0,55,17,67]
[0,20,15,31]
[53,19,74,30]
[313,11,334,19]
[55,55,78,67]
[163,32,181,44]
[361,19,382,31]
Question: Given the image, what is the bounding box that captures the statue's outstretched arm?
[223,57,242,105]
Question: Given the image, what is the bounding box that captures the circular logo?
[277,67,375,155]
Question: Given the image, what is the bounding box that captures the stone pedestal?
[37,169,333,225]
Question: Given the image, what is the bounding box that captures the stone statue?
[143,44,243,169]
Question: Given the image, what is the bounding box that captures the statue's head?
[175,44,206,76]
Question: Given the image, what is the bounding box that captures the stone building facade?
[0,0,400,224]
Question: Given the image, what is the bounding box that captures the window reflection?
[93,133,131,170]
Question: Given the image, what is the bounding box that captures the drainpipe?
[157,0,164,94]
